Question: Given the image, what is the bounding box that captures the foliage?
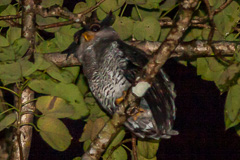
[0,0,240,159]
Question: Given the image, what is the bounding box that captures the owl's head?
[62,12,118,59]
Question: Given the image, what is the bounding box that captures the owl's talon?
[115,91,127,105]
[133,108,145,121]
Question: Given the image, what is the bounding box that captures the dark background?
[28,60,240,160]
[27,0,240,159]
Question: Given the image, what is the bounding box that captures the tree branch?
[44,41,238,67]
[4,20,22,28]
[81,0,199,159]
[214,0,233,15]
[36,20,74,30]
[0,15,21,20]
[10,0,36,160]
[35,0,105,23]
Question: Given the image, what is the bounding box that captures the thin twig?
[106,139,131,160]
[203,0,233,65]
[132,134,137,160]
[36,20,74,30]
[214,0,233,15]
[189,0,234,25]
[35,0,106,30]
[4,20,22,27]
[36,0,106,22]
[202,0,214,44]
[0,14,21,20]
[80,0,106,15]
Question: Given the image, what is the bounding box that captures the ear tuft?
[100,11,115,27]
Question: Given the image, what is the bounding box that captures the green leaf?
[98,0,125,12]
[77,74,89,95]
[73,157,81,160]
[213,1,240,35]
[159,27,170,41]
[224,109,240,130]
[0,35,9,47]
[138,0,162,9]
[30,80,88,119]
[196,58,224,83]
[28,79,57,94]
[12,38,30,59]
[32,52,52,71]
[131,6,161,21]
[38,116,72,151]
[86,0,96,7]
[0,0,11,5]
[137,140,159,159]
[83,139,91,151]
[18,58,35,77]
[0,113,16,131]
[103,146,127,160]
[217,63,240,92]
[207,57,225,72]
[36,39,61,53]
[7,27,21,44]
[84,94,108,121]
[54,26,78,51]
[79,119,93,142]
[41,0,63,8]
[209,0,227,9]
[91,118,106,140]
[63,66,80,82]
[159,0,177,11]
[202,28,224,40]
[0,5,8,14]
[184,28,202,41]
[73,2,89,14]
[36,96,74,118]
[46,65,75,83]
[0,62,21,85]
[96,7,121,20]
[138,155,157,160]
[127,0,146,5]
[0,5,16,27]
[225,84,240,122]
[52,83,89,119]
[113,16,134,40]
[133,17,161,41]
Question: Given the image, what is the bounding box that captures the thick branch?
[10,1,36,160]
[44,41,238,67]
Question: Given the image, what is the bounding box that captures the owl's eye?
[90,24,101,32]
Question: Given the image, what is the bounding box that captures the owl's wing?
[117,40,178,138]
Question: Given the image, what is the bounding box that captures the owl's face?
[77,13,120,62]
[63,13,119,63]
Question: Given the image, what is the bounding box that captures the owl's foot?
[133,108,145,121]
[115,91,127,105]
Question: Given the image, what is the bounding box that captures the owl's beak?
[82,31,95,42]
